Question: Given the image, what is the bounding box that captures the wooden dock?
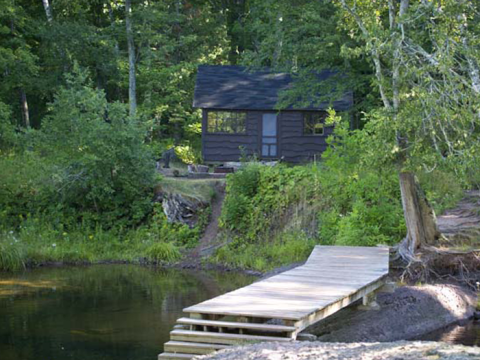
[158,245,389,359]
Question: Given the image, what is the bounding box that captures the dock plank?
[184,246,389,320]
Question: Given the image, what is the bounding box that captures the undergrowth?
[212,123,466,272]
[0,203,196,272]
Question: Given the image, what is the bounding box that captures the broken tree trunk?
[398,172,441,261]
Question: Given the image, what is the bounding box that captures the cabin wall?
[201,109,334,163]
[202,109,261,162]
[279,111,333,163]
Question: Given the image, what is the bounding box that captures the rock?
[306,284,477,343]
[160,192,207,228]
[196,341,480,360]
[296,333,317,341]
[474,311,480,320]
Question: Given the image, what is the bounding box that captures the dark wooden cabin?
[193,65,353,163]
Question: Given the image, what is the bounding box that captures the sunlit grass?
[211,231,316,272]
[0,219,186,271]
[159,178,222,203]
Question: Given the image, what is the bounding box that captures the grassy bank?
[0,212,185,271]
[0,178,222,272]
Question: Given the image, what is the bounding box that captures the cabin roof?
[193,65,353,111]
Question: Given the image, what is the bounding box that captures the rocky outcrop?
[196,341,479,360]
[156,192,208,228]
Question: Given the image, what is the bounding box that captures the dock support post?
[359,292,380,310]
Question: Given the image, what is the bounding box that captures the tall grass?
[0,214,188,271]
[0,236,26,271]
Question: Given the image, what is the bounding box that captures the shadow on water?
[0,265,256,360]
[419,320,480,347]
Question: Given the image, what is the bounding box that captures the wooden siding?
[202,110,334,163]
[202,110,260,162]
[279,111,333,163]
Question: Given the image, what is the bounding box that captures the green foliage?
[145,242,181,263]
[148,204,199,248]
[34,66,158,227]
[0,153,57,228]
[417,170,464,215]
[317,122,406,246]
[0,102,16,150]
[213,231,315,272]
[174,144,202,165]
[220,163,316,237]
[159,179,219,204]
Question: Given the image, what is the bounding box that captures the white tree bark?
[125,0,137,117]
[20,89,30,128]
[340,0,440,257]
[41,0,53,23]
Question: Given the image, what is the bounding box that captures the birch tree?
[335,0,480,260]
[125,0,137,116]
[41,0,53,23]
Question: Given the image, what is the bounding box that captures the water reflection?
[0,265,255,360]
[419,320,480,347]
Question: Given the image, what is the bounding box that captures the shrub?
[33,66,158,227]
[0,153,58,228]
[175,144,202,165]
[0,102,16,150]
[417,169,464,215]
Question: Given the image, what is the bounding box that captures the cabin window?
[304,112,327,135]
[207,111,247,134]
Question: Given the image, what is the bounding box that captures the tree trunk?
[398,172,440,258]
[19,89,30,128]
[125,0,137,117]
[41,0,53,23]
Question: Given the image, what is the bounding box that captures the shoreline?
[2,260,478,346]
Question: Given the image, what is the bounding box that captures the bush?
[0,102,16,150]
[418,169,464,215]
[0,153,58,228]
[32,66,158,227]
[175,143,202,165]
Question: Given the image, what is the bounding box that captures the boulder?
[196,341,479,360]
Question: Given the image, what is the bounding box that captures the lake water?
[0,266,478,360]
[0,265,255,360]
[419,319,480,346]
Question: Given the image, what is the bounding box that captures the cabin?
[193,65,353,163]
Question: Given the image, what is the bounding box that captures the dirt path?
[436,190,480,248]
[191,183,227,258]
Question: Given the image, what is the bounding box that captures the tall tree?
[335,0,480,259]
[125,0,137,116]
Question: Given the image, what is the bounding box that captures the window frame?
[303,112,328,136]
[206,110,248,135]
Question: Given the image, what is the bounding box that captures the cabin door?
[261,113,278,158]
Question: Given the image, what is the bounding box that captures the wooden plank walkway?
[158,245,389,360]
